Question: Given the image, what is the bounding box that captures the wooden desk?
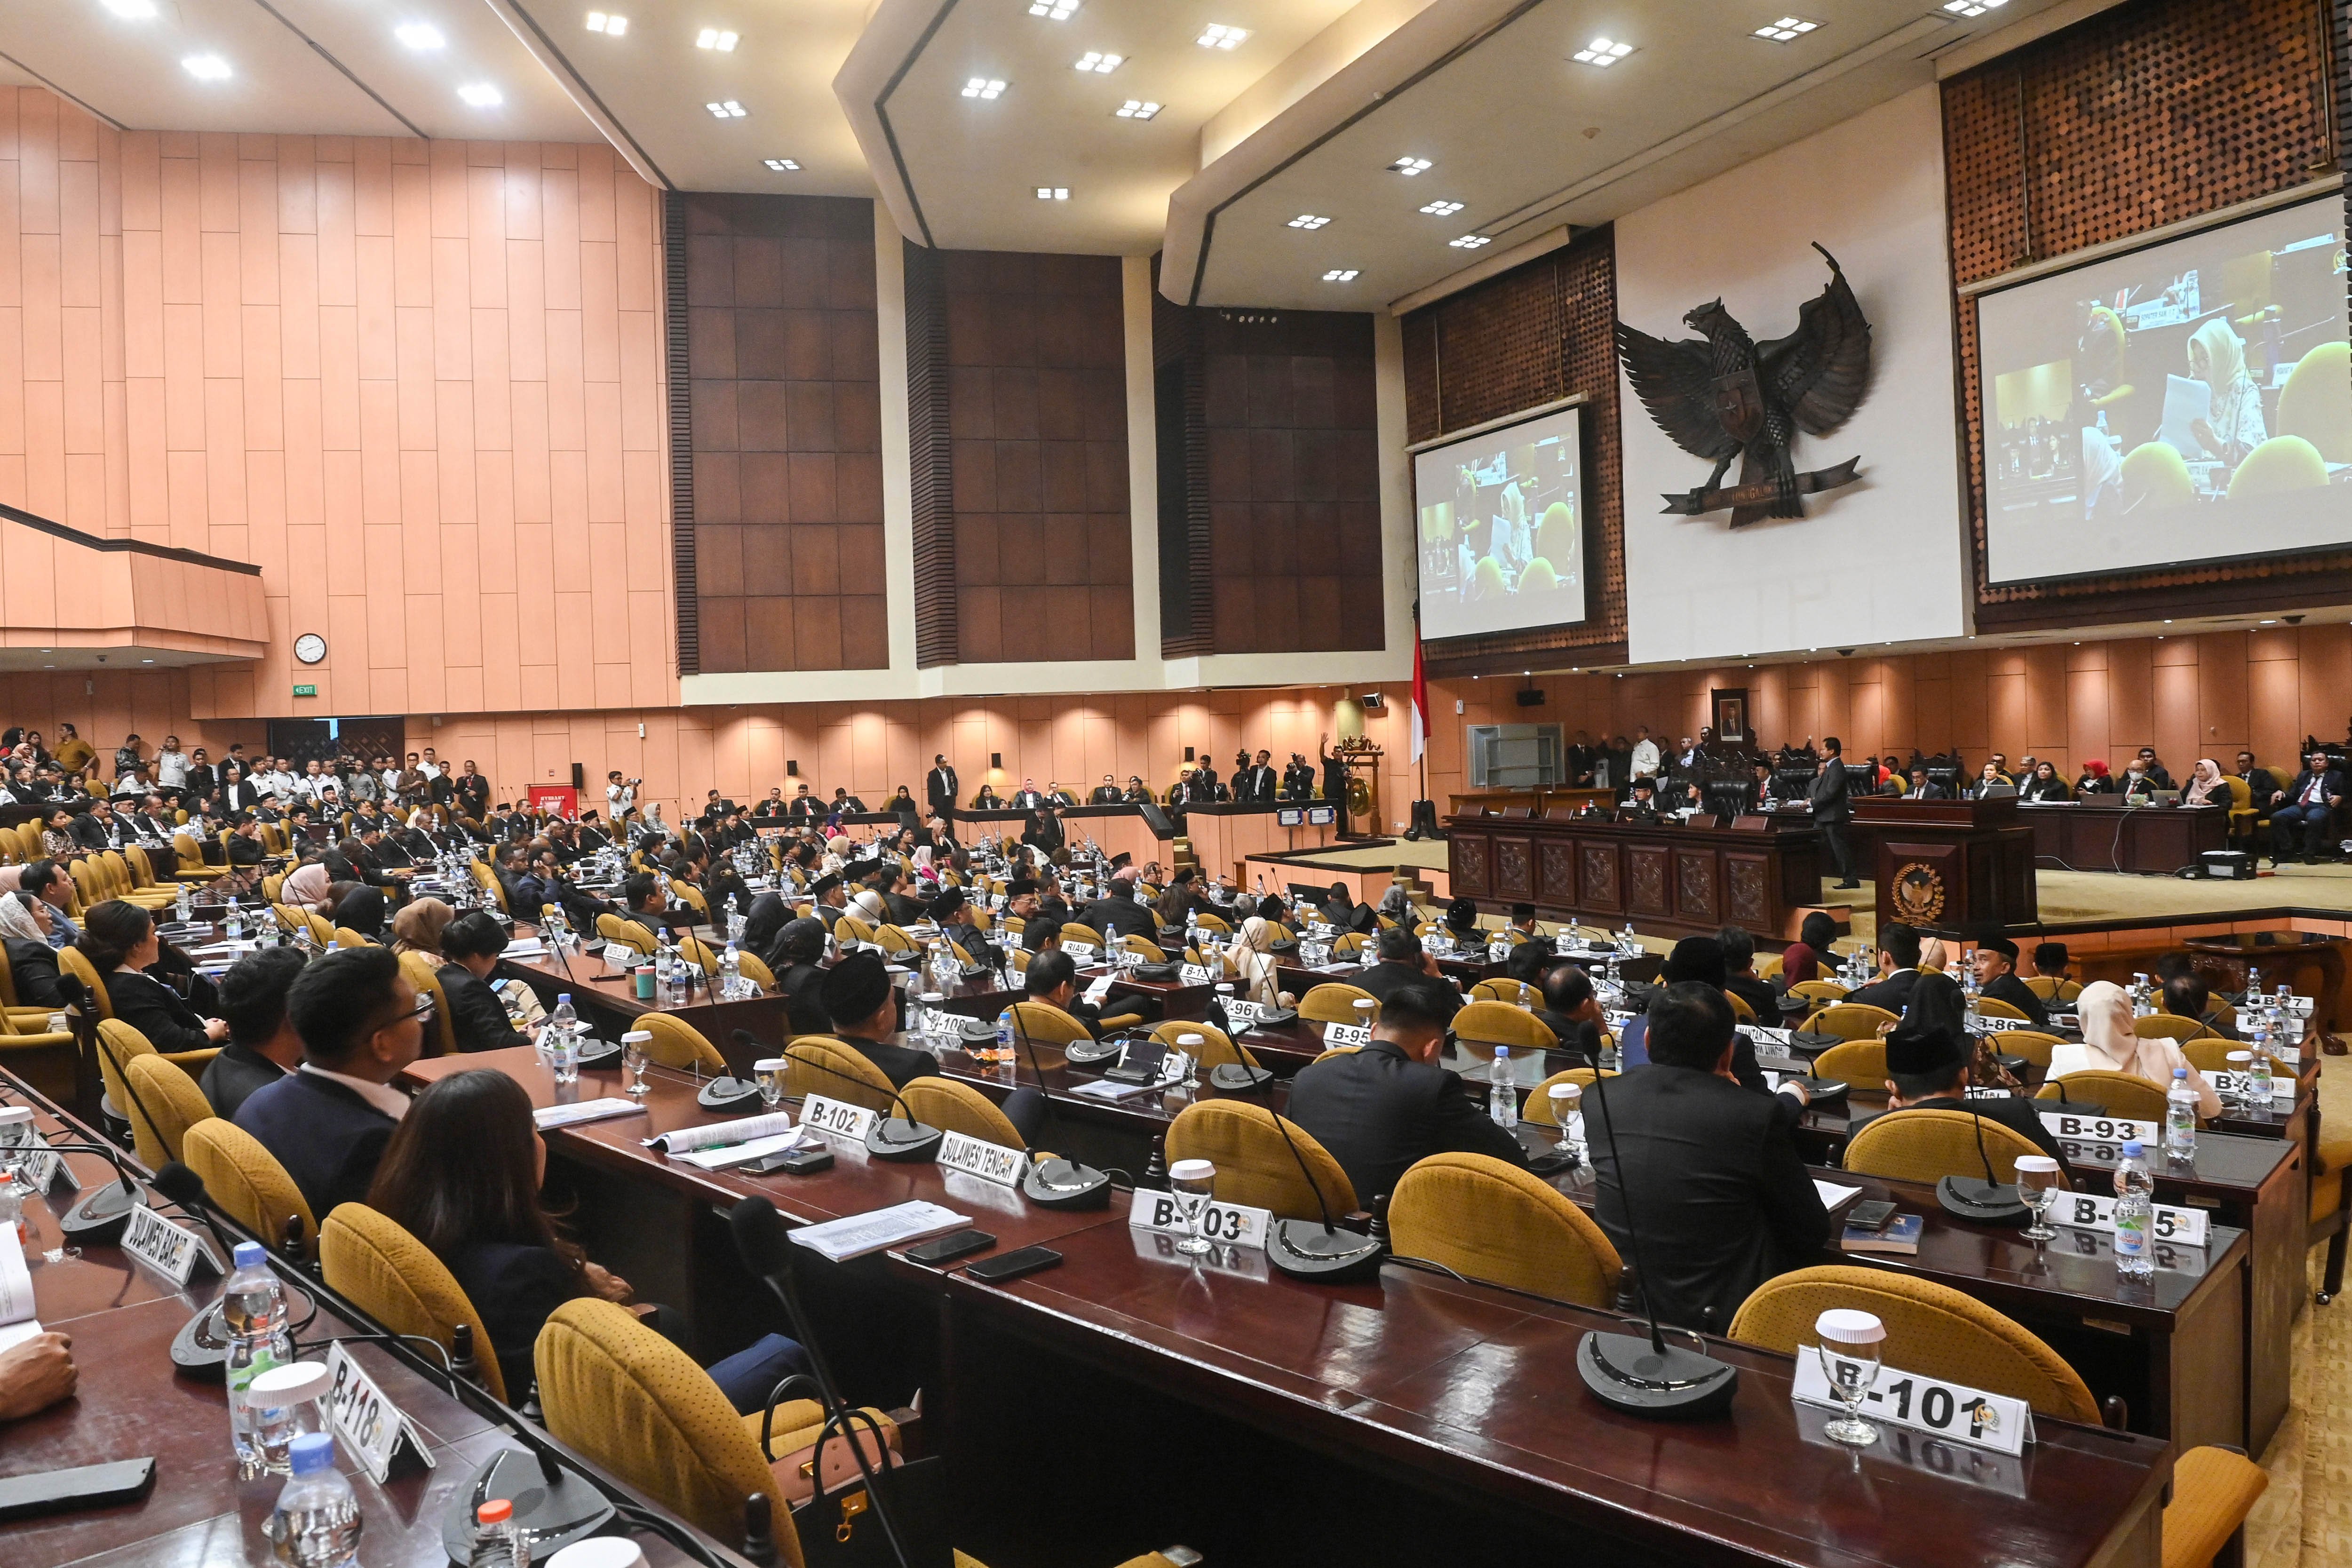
[406,1050,2172,1568]
[2021,801,2228,875]
[1853,797,2038,928]
[1446,810,1822,942]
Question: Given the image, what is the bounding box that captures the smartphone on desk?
[906,1229,995,1266]
[963,1245,1063,1282]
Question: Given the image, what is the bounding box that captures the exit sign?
[292,684,317,697]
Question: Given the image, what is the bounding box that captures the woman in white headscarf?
[2050,979,2221,1117]
[1231,916,1295,1010]
[850,887,889,928]
[2182,758,2231,808]
[2186,317,2265,468]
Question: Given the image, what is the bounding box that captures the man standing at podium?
[1811,738,1859,890]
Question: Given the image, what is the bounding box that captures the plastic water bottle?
[544,995,579,1083]
[1620,919,1637,955]
[466,1498,526,1568]
[2248,1035,2274,1103]
[1489,1047,1518,1129]
[2164,1067,2198,1160]
[224,1240,293,1476]
[0,1180,23,1248]
[2130,973,2154,1017]
[269,1432,363,1567]
[994,1007,1015,1067]
[728,897,747,947]
[1185,907,1199,948]
[176,883,192,923]
[2113,1141,2155,1279]
[722,942,741,998]
[225,895,244,944]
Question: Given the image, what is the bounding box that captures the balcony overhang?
[0,503,269,669]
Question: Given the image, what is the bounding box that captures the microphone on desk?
[1211,1050,1383,1282]
[1937,1088,2030,1224]
[152,1161,318,1376]
[731,1029,945,1162]
[1576,1070,1740,1418]
[1002,1007,1112,1210]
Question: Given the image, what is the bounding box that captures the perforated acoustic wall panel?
[1151,279,1214,659]
[677,193,884,673]
[1946,0,2345,627]
[905,240,957,667]
[1400,226,1626,673]
[665,193,698,676]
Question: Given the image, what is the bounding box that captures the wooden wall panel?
[1399,227,1626,669]
[1944,0,2347,625]
[677,193,881,674]
[941,250,1131,664]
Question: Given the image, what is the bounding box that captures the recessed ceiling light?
[961,77,1006,99]
[1028,0,1078,16]
[1572,37,1633,65]
[696,27,738,50]
[1036,186,1070,200]
[1752,15,1820,40]
[1114,100,1160,119]
[705,99,746,117]
[1322,269,1359,282]
[1197,23,1248,48]
[1287,214,1329,229]
[182,54,232,81]
[459,82,503,107]
[763,158,799,171]
[100,0,158,17]
[1073,51,1122,73]
[1388,156,1432,176]
[1939,0,2005,14]
[395,21,445,49]
[141,658,155,664]
[1449,234,1491,249]
[1418,199,1463,216]
[586,11,629,34]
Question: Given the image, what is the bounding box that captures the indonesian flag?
[1410,635,1429,764]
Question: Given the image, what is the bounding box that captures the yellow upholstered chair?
[1725,990,1758,1022]
[1330,932,1367,958]
[637,1013,727,1075]
[1787,979,1849,1005]
[123,1051,215,1167]
[1469,555,1507,600]
[1150,1020,1261,1076]
[2181,1036,2241,1075]
[1450,1000,1556,1061]
[183,1119,317,1260]
[1166,1100,1357,1220]
[2163,1447,2269,1568]
[2134,1013,2211,1043]
[396,950,460,1058]
[780,1037,898,1114]
[670,883,710,920]
[1803,1003,1899,1041]
[1729,1265,2099,1425]
[1470,978,1542,1006]
[1192,912,1232,937]
[2120,441,2194,509]
[1523,1067,1618,1126]
[2023,975,2084,1003]
[1120,934,1166,963]
[2227,434,2328,499]
[0,938,63,1025]
[1299,983,1378,1026]
[1311,1045,1362,1066]
[1390,1152,1621,1306]
[1810,1038,1887,1087]
[320,1203,509,1402]
[676,934,721,975]
[2307,1137,2352,1305]
[1991,1030,2062,1069]
[94,1015,219,1107]
[898,1077,1024,1148]
[1844,1109,2063,1187]
[1973,995,2029,1023]
[737,950,776,991]
[174,832,229,881]
[470,859,507,912]
[2042,1069,2170,1121]
[1517,558,1558,594]
[874,925,919,958]
[333,926,374,949]
[2276,338,2350,462]
[833,915,876,946]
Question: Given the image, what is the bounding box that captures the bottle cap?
[249,1360,333,1404]
[622,1030,651,1043]
[2120,1139,2144,1158]
[2174,1067,2187,1079]
[477,1498,515,1525]
[557,993,571,1003]
[287,1431,338,1475]
[1814,1308,1886,1346]
[232,1240,268,1270]
[0,1106,33,1130]
[546,1538,649,1568]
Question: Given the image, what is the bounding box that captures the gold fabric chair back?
[1390,1152,1622,1306]
[183,1119,318,1260]
[320,1202,508,1403]
[1844,1108,2061,1187]
[1165,1101,1357,1220]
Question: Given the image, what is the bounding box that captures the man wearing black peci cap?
[1971,935,2048,1030]
[928,886,1001,974]
[1859,1017,2070,1171]
[817,950,940,1091]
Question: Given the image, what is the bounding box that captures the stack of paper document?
[789,1202,971,1263]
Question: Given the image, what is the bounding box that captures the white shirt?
[297,772,330,799]
[1629,740,1661,779]
[299,1062,409,1122]
[155,751,189,786]
[381,768,403,791]
[607,783,635,814]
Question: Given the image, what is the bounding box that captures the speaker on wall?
[1515,690,1546,708]
[1361,693,1386,713]
[569,763,584,789]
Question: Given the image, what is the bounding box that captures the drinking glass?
[1547,1083,1582,1154]
[1169,1159,1216,1257]
[2015,1155,2061,1244]
[1813,1309,1884,1447]
[1176,1034,1204,1092]
[621,1031,652,1097]
[755,1057,787,1113]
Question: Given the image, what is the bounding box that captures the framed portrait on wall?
[1711,688,1750,746]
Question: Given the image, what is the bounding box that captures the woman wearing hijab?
[0,891,65,1007]
[2022,760,2072,803]
[1377,882,1415,924]
[333,883,389,942]
[739,891,791,968]
[1780,910,1837,986]
[391,896,457,958]
[2186,317,2266,468]
[2050,980,2220,1117]
[1231,916,1295,1010]
[2182,758,2231,809]
[2075,759,2117,796]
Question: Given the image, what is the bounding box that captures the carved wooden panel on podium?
[1494,836,1534,901]
[1452,836,1490,899]
[1580,845,1621,913]
[1537,840,1578,906]
[1626,846,1671,920]
[1724,853,1771,929]
[1674,851,1719,926]
[1444,812,1820,940]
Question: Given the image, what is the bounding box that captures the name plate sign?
[1179,963,1221,986]
[1321,1022,1374,1048]
[1129,1190,1271,1250]
[2045,1189,2211,1247]
[1794,1350,2035,1456]
[121,1204,217,1286]
[324,1342,436,1483]
[1223,999,1262,1028]
[800,1095,878,1142]
[2212,1071,2295,1103]
[937,1131,1026,1190]
[2038,1113,2158,1146]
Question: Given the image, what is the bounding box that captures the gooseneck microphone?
[1003,1008,1111,1210]
[1577,1070,1740,1417]
[1216,1053,1383,1281]
[1936,1090,2029,1222]
[153,1161,318,1376]
[729,1030,944,1162]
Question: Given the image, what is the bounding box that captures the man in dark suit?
[1715,924,1780,1026]
[925,755,959,820]
[1076,875,1156,941]
[1845,923,1925,1015]
[819,950,941,1090]
[199,947,308,1118]
[232,946,421,1220]
[2268,749,2344,865]
[435,912,532,1053]
[454,762,491,822]
[1353,926,1463,1019]
[1009,779,1046,810]
[1588,983,1833,1334]
[1900,767,1947,800]
[1087,774,1122,804]
[1855,1019,2070,1170]
[832,788,869,814]
[1970,935,2048,1029]
[1811,737,1859,888]
[1282,754,1316,800]
[1240,750,1279,804]
[1286,980,1528,1208]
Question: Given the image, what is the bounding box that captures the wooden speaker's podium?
[1853,796,2038,929]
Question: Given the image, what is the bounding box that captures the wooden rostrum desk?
[1446,809,1824,941]
[403,1046,2175,1568]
